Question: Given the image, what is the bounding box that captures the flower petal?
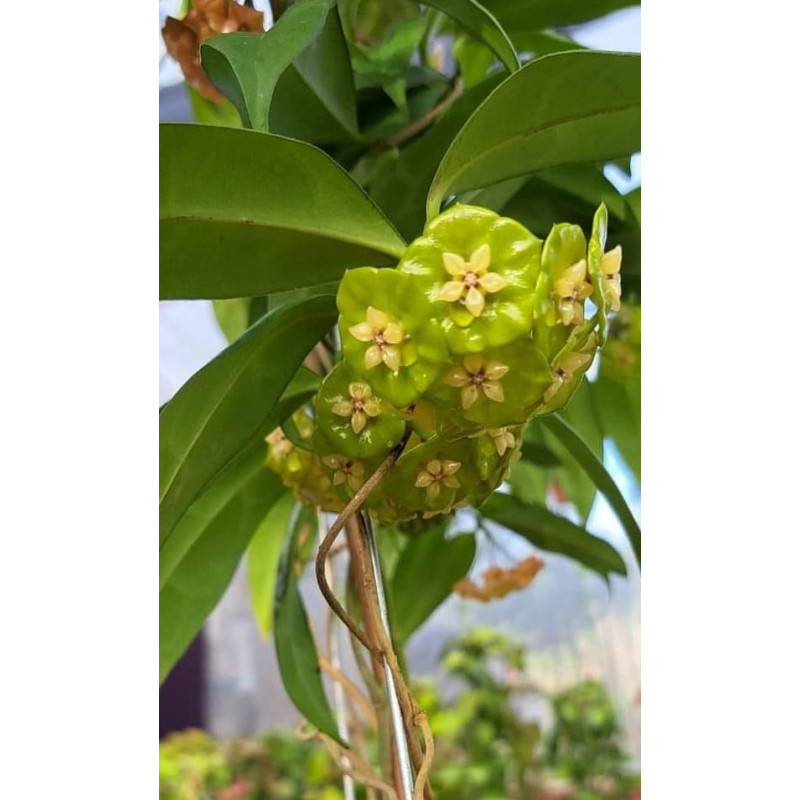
[415,471,434,488]
[442,252,467,276]
[364,345,383,370]
[601,245,622,276]
[349,382,371,400]
[470,243,491,273]
[437,281,465,302]
[482,380,505,403]
[427,459,442,475]
[478,272,507,293]
[444,367,470,387]
[350,461,365,477]
[443,475,460,489]
[383,323,404,344]
[484,361,509,380]
[554,260,587,298]
[322,455,341,469]
[331,400,353,417]
[543,377,563,404]
[464,354,484,374]
[557,299,576,326]
[351,410,367,434]
[426,481,441,501]
[461,384,480,409]
[464,286,486,317]
[366,306,390,330]
[441,460,461,476]
[333,471,347,486]
[362,399,381,417]
[347,473,363,491]
[605,274,622,311]
[382,346,401,372]
[349,322,375,343]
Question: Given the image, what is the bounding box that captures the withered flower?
[162,0,264,102]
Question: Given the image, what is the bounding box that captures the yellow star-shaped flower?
[436,243,508,318]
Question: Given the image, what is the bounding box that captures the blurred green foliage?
[160,631,639,800]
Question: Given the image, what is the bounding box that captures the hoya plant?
[160,1,641,797]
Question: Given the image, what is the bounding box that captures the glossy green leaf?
[519,441,561,467]
[159,463,284,684]
[453,36,496,88]
[159,367,319,589]
[212,299,249,344]
[424,0,519,74]
[481,0,638,35]
[594,374,641,484]
[547,379,604,520]
[508,29,587,56]
[369,75,504,240]
[541,414,640,566]
[274,519,342,743]
[391,528,476,641]
[186,85,242,128]
[480,493,626,578]
[159,297,334,548]
[426,51,641,218]
[247,493,296,637]
[200,0,357,137]
[160,125,406,300]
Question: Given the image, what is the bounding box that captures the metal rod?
[363,514,416,800]
[318,511,356,800]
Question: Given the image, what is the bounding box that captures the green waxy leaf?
[519,441,561,467]
[480,492,626,578]
[424,0,519,74]
[426,51,641,218]
[160,459,284,684]
[541,414,640,566]
[481,0,638,39]
[247,493,296,637]
[201,0,357,138]
[391,528,476,641]
[274,518,342,743]
[212,299,249,344]
[594,374,640,484]
[160,125,406,300]
[159,297,335,548]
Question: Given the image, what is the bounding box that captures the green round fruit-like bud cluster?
[265,203,621,523]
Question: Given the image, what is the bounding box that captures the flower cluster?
[266,203,621,522]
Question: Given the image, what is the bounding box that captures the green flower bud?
[338,267,448,407]
[398,204,541,353]
[587,203,622,344]
[314,362,406,459]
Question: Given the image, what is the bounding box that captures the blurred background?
[159,3,641,797]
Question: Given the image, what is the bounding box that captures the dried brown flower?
[162,0,264,102]
[453,555,544,602]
